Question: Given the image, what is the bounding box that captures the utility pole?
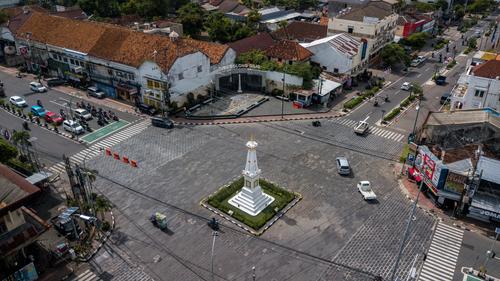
[281,71,285,119]
[411,98,422,140]
[211,231,218,281]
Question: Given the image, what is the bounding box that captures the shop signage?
[63,48,87,60]
[415,146,448,190]
[444,172,467,194]
[470,206,500,220]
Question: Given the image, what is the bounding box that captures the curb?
[174,113,345,126]
[200,176,302,236]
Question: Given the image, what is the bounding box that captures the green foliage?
[207,177,295,230]
[262,0,318,10]
[383,107,401,122]
[205,12,255,43]
[402,32,428,50]
[454,4,465,19]
[380,43,410,67]
[400,144,410,163]
[6,158,34,176]
[434,0,448,11]
[467,0,495,14]
[343,96,364,109]
[12,131,31,146]
[78,0,121,17]
[284,62,315,89]
[446,60,457,69]
[186,92,195,106]
[246,9,261,27]
[0,9,8,25]
[468,38,477,49]
[236,50,270,65]
[434,38,449,50]
[0,138,18,163]
[178,3,205,37]
[414,2,436,12]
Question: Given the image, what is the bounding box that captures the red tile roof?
[265,40,313,61]
[15,12,229,72]
[228,32,275,55]
[272,21,328,43]
[472,60,500,79]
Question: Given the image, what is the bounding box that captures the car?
[474,30,482,38]
[357,181,377,200]
[45,111,64,124]
[435,75,446,85]
[410,56,426,67]
[136,102,157,115]
[30,81,47,93]
[87,86,106,99]
[9,96,27,107]
[46,78,67,87]
[74,108,92,120]
[335,157,351,175]
[440,93,451,105]
[401,82,411,91]
[63,120,84,135]
[151,117,174,129]
[30,105,46,117]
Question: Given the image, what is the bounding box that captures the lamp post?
[281,71,285,119]
[411,98,422,141]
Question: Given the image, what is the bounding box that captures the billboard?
[414,146,448,190]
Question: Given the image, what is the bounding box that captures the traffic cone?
[105,148,111,156]
[122,156,129,164]
[130,160,137,168]
[113,152,120,160]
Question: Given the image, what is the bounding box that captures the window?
[348,26,354,33]
[63,57,68,63]
[108,69,113,76]
[178,73,184,80]
[70,59,75,65]
[128,74,135,80]
[246,180,251,187]
[154,81,161,89]
[474,89,485,97]
[147,79,163,90]
[147,80,154,88]
[334,68,339,73]
[197,65,202,73]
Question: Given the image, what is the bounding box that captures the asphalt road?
[348,22,487,128]
[453,231,500,280]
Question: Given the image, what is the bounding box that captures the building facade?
[327,1,398,61]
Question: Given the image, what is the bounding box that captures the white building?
[300,33,366,75]
[450,59,500,111]
[327,0,398,61]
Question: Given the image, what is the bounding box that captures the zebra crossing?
[333,118,406,142]
[49,119,149,174]
[418,222,464,281]
[71,269,100,281]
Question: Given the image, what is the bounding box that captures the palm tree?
[12,130,30,146]
[410,83,423,99]
[95,195,112,222]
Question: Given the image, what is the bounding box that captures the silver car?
[336,157,351,175]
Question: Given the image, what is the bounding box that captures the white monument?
[228,138,274,216]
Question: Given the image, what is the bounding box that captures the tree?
[205,12,255,43]
[454,4,465,19]
[12,131,31,146]
[410,83,423,98]
[0,139,18,163]
[434,0,448,11]
[94,194,112,222]
[403,32,428,50]
[467,0,495,14]
[178,3,205,37]
[0,9,9,25]
[468,38,477,49]
[246,9,261,28]
[380,43,410,67]
[414,2,435,12]
[78,0,121,17]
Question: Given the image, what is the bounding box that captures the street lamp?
[210,231,218,281]
[411,99,422,141]
[281,71,285,119]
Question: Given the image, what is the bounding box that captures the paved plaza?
[79,120,436,281]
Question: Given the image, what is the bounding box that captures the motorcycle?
[112,115,119,121]
[97,118,105,126]
[22,121,29,131]
[373,99,379,107]
[91,108,97,117]
[36,100,43,107]
[384,95,389,102]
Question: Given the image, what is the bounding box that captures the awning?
[25,171,53,185]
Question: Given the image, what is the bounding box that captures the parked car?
[335,157,351,175]
[440,93,451,105]
[401,82,411,91]
[410,56,426,67]
[31,105,46,117]
[87,86,106,99]
[30,81,47,93]
[45,111,64,124]
[9,96,27,107]
[357,181,377,200]
[46,78,67,87]
[136,102,157,115]
[74,108,92,120]
[435,75,447,85]
[63,120,84,135]
[151,117,174,129]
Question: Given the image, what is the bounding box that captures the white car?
[63,120,84,135]
[9,96,27,107]
[74,108,92,120]
[410,56,426,67]
[357,181,377,200]
[401,82,411,91]
[30,82,47,93]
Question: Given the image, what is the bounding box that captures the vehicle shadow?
[366,199,380,204]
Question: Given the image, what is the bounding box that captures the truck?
[354,116,370,135]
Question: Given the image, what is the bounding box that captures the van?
[87,86,106,99]
[151,117,174,129]
[336,157,351,175]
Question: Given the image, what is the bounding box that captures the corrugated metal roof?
[301,33,360,57]
[477,156,500,183]
[425,109,500,129]
[446,158,473,175]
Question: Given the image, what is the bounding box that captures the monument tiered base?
[228,186,275,216]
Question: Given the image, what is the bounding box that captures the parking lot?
[85,122,435,280]
[0,72,141,143]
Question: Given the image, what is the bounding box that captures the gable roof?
[301,33,360,57]
[472,60,500,79]
[217,0,249,14]
[229,32,275,55]
[272,21,328,43]
[265,40,313,61]
[15,12,229,72]
[338,0,394,21]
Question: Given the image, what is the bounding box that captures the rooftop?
[337,0,394,22]
[0,164,40,216]
[477,156,500,183]
[265,40,313,61]
[424,108,500,130]
[272,21,328,43]
[228,32,275,55]
[300,33,360,57]
[471,59,500,79]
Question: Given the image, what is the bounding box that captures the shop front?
[116,83,139,104]
[409,146,448,204]
[468,200,500,223]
